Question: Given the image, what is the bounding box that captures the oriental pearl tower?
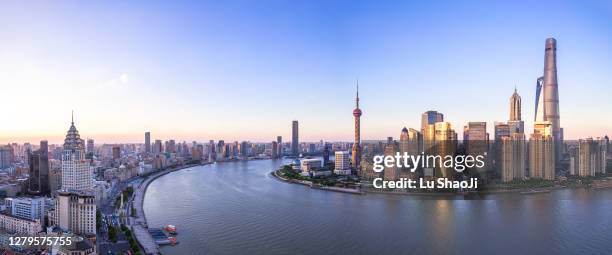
[351,81,362,172]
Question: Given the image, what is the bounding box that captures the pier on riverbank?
[132,163,203,254]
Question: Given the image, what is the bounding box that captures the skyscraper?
[529,121,555,180]
[421,111,444,152]
[464,122,488,157]
[0,146,12,169]
[494,122,510,141]
[434,122,457,178]
[510,88,521,121]
[351,83,362,171]
[605,135,610,158]
[542,38,561,140]
[577,138,606,176]
[500,133,526,182]
[334,151,352,176]
[145,132,151,154]
[407,128,422,156]
[291,121,299,156]
[322,143,330,165]
[383,141,398,181]
[271,141,278,159]
[112,146,121,159]
[154,140,163,155]
[61,113,93,192]
[208,140,216,161]
[240,141,249,158]
[508,88,525,134]
[28,140,50,195]
[541,38,562,165]
[499,88,527,182]
[399,128,412,174]
[86,139,94,155]
[276,136,282,157]
[166,140,176,154]
[421,111,444,133]
[399,127,409,157]
[217,140,225,160]
[534,77,544,122]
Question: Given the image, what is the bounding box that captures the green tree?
[96,209,102,231]
[108,225,118,243]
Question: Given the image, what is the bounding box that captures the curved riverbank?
[132,163,204,255]
[143,159,612,254]
[272,169,612,197]
[271,170,364,195]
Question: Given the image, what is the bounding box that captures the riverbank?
[142,158,612,254]
[273,168,612,197]
[132,163,207,255]
[271,170,364,195]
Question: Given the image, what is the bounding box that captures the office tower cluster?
[355,38,607,185]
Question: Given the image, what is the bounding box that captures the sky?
[1,0,611,144]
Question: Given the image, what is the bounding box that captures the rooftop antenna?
[356,78,360,108]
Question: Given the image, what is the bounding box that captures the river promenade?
[131,163,202,255]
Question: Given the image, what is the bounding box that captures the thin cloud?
[120,73,129,84]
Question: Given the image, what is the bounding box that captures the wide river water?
[144,159,612,255]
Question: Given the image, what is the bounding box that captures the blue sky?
[1,0,611,143]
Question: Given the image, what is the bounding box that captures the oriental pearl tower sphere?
[351,82,362,173]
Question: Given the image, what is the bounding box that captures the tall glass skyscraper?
[534,77,544,122]
[291,121,299,156]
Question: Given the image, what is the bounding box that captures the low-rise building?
[300,159,322,172]
[0,213,42,235]
[4,197,47,224]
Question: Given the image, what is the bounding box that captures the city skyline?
[2,0,612,143]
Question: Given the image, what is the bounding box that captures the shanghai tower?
[542,38,561,162]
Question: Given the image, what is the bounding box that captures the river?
[143,159,612,255]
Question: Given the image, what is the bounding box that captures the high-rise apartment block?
[334,151,351,176]
[529,121,555,180]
